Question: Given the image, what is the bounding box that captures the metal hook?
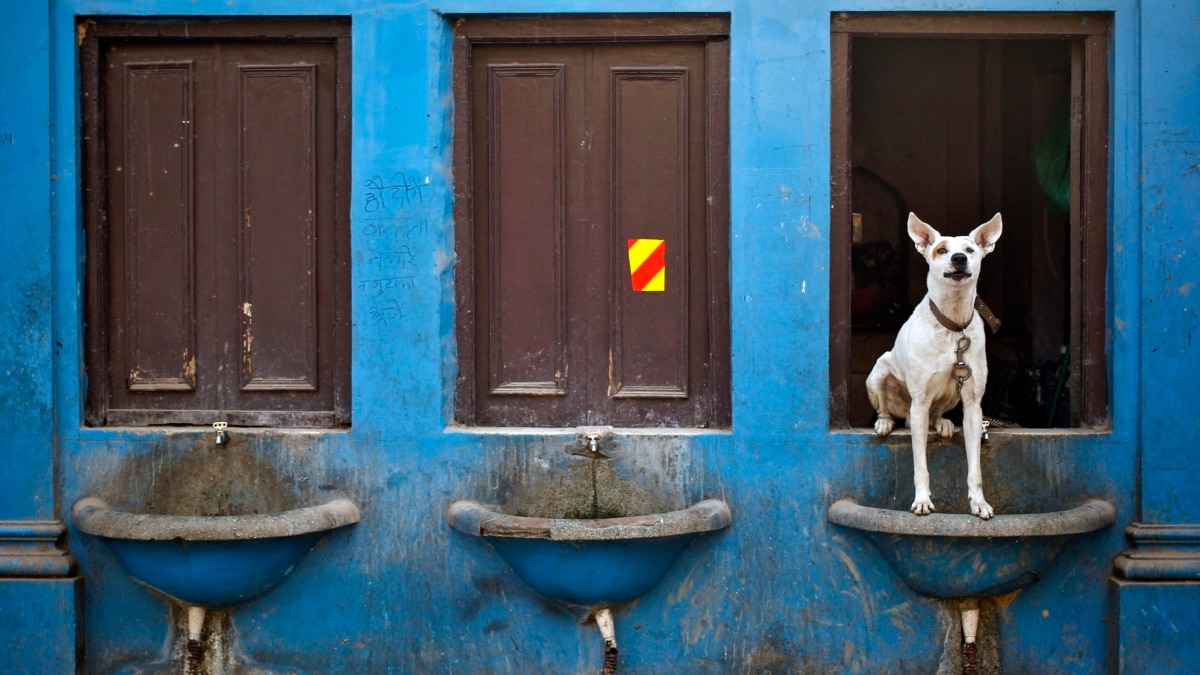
[953,335,973,392]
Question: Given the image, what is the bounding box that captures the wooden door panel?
[237,64,320,392]
[608,67,693,400]
[115,61,198,393]
[484,63,568,396]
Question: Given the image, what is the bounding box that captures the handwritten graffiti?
[366,245,418,270]
[363,172,427,213]
[368,298,407,326]
[357,169,433,332]
[361,217,430,240]
[358,276,416,296]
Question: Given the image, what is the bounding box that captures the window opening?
[830,14,1109,429]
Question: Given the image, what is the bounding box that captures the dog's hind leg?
[866,354,898,436]
[929,389,960,439]
[931,415,956,439]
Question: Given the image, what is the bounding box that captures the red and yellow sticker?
[627,239,666,292]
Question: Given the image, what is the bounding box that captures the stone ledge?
[0,519,75,577]
[1113,522,1200,580]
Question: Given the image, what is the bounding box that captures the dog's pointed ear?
[971,213,1003,254]
[907,213,939,255]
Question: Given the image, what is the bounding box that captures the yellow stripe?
[642,266,666,292]
[627,238,663,269]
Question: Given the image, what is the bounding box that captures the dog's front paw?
[933,417,956,438]
[970,497,994,520]
[874,416,895,436]
[910,497,935,516]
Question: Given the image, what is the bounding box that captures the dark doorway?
[453,16,731,428]
[830,14,1109,429]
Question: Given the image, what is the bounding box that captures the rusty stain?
[990,589,1022,610]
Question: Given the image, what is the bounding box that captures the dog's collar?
[928,299,972,332]
[974,298,1002,333]
[928,298,1001,334]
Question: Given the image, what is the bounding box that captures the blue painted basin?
[73,497,360,608]
[828,498,1115,598]
[448,499,731,607]
[488,535,697,606]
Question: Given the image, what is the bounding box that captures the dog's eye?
[966,247,975,253]
[936,248,948,255]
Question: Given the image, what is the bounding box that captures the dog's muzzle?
[945,253,972,281]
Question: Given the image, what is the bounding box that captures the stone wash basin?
[829,433,1116,598]
[448,498,731,607]
[71,436,360,608]
[828,498,1114,598]
[447,430,732,608]
[447,430,731,674]
[73,497,360,607]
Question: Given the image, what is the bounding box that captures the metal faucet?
[213,422,229,445]
[568,427,615,459]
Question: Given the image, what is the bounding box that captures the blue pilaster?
[1110,1,1200,671]
[0,3,79,671]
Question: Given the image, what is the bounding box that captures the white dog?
[866,212,1003,519]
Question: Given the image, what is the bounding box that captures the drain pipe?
[960,598,980,675]
[594,607,618,674]
[185,605,206,674]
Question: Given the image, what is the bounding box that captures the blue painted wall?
[0,1,54,522]
[0,0,1194,671]
[0,4,81,670]
[1138,0,1200,525]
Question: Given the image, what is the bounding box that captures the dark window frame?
[80,18,352,428]
[829,12,1110,428]
[451,15,731,428]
